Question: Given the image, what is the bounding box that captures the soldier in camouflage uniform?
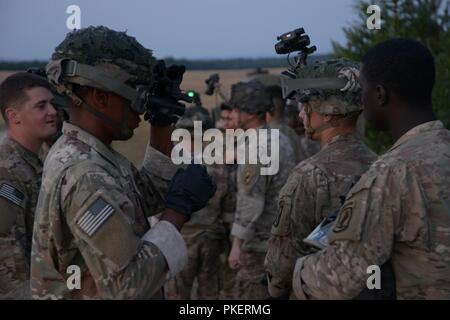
[165,108,228,300]
[0,72,58,299]
[265,59,378,299]
[227,81,296,299]
[285,99,320,159]
[30,26,215,299]
[265,85,313,165]
[292,39,450,300]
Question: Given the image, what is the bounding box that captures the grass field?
[0,68,283,165]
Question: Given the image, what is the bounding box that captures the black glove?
[165,164,217,219]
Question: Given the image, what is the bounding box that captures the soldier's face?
[229,109,240,129]
[237,111,256,129]
[10,86,58,140]
[220,109,232,129]
[360,66,388,130]
[106,92,141,140]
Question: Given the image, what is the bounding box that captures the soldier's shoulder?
[45,133,92,167]
[393,127,450,165]
[289,156,329,185]
[0,141,28,184]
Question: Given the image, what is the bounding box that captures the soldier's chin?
[116,128,135,141]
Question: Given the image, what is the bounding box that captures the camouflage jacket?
[30,122,187,299]
[0,137,43,299]
[293,121,450,299]
[222,164,237,225]
[231,126,296,253]
[299,133,320,159]
[265,133,377,298]
[184,164,228,228]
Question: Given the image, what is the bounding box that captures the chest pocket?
[328,174,377,244]
[271,179,299,237]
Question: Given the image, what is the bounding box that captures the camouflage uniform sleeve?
[292,162,400,299]
[265,165,323,298]
[140,144,181,200]
[231,163,266,240]
[0,169,30,298]
[62,165,187,299]
[0,168,28,251]
[0,175,26,236]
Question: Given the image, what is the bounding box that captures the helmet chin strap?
[303,103,355,139]
[64,85,133,140]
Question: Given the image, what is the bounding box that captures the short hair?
[0,72,52,122]
[220,102,232,111]
[265,85,283,100]
[361,38,435,105]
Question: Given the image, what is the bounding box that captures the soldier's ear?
[91,88,109,110]
[375,84,388,107]
[323,114,333,123]
[4,107,20,125]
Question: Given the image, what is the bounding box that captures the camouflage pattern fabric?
[231,126,296,299]
[293,121,450,300]
[165,164,228,299]
[0,138,43,299]
[269,119,310,165]
[265,133,377,298]
[30,122,186,299]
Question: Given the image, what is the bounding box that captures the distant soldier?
[165,108,228,300]
[217,101,238,300]
[215,102,233,130]
[227,81,296,299]
[285,98,320,158]
[30,26,215,299]
[265,85,312,164]
[0,72,58,299]
[186,90,210,118]
[265,59,377,299]
[292,39,450,299]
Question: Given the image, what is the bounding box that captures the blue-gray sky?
[0,0,360,60]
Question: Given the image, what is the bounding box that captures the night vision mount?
[274,27,316,72]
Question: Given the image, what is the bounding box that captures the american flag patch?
[0,183,24,206]
[77,197,115,236]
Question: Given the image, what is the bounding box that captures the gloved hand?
[165,164,217,219]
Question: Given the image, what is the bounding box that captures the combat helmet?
[45,26,157,138]
[229,80,273,115]
[175,106,214,131]
[280,58,362,136]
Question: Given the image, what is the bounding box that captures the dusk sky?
[0,0,361,60]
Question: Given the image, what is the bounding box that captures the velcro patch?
[332,201,354,233]
[0,183,24,207]
[77,196,115,236]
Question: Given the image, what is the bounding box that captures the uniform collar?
[62,122,125,171]
[321,133,358,151]
[3,137,43,174]
[388,120,444,152]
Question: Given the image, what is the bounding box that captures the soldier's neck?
[319,126,355,146]
[7,130,43,155]
[388,108,436,141]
